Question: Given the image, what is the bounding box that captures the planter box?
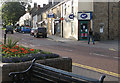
[1,57,72,83]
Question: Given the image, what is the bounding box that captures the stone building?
[93,2,118,40]
[28,1,119,41]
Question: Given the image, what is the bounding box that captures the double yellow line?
[72,63,120,78]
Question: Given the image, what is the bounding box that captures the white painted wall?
[19,13,31,26]
[62,0,79,40]
[33,15,37,28]
[63,0,72,38]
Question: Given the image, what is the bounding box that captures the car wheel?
[34,35,35,37]
[36,35,38,38]
[11,31,14,34]
[45,34,47,38]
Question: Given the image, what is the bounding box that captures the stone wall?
[1,57,72,83]
[93,2,118,40]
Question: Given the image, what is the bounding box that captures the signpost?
[4,33,6,44]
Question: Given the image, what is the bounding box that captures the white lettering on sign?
[78,12,92,20]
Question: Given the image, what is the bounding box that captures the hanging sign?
[47,13,54,18]
[78,12,92,20]
[69,14,74,19]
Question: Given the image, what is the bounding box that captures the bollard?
[4,33,6,44]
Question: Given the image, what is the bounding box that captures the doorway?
[78,20,90,40]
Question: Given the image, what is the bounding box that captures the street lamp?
[108,1,109,39]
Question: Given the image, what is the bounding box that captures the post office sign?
[78,12,92,20]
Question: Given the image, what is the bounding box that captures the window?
[57,6,59,17]
[71,0,74,13]
[72,6,74,13]
[65,4,66,15]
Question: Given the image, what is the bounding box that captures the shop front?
[78,12,92,40]
[54,18,61,36]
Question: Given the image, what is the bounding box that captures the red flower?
[21,48,25,51]
[4,50,7,52]
[7,51,10,53]
[0,45,1,47]
[6,47,9,50]
[30,49,34,51]
[16,45,19,48]
[2,47,5,49]
[18,52,21,53]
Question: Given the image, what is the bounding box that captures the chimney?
[38,5,40,9]
[34,3,37,8]
[43,4,46,7]
[49,2,52,5]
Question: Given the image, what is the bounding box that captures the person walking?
[88,28,95,45]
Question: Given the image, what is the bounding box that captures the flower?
[16,45,19,48]
[30,49,34,51]
[2,47,5,49]
[21,48,25,51]
[6,47,9,50]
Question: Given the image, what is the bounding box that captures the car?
[21,27,31,33]
[34,27,47,38]
[30,28,35,36]
[5,25,14,34]
[15,26,21,32]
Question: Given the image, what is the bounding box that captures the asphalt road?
[1,32,119,82]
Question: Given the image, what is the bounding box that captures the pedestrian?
[88,28,95,45]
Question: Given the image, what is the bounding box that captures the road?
[1,32,119,82]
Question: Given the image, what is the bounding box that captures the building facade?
[93,2,118,40]
[29,0,119,41]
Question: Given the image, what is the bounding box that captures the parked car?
[21,27,31,33]
[15,26,21,32]
[5,25,14,34]
[30,28,35,36]
[34,27,47,38]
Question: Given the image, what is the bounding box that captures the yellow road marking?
[72,63,120,78]
[109,48,117,51]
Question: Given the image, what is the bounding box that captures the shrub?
[4,37,19,48]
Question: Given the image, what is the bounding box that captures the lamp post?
[4,31,6,44]
[108,0,109,40]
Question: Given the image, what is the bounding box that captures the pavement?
[47,34,118,51]
[48,34,119,82]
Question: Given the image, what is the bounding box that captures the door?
[79,21,89,40]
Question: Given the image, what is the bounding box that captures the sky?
[0,0,49,8]
[30,0,49,7]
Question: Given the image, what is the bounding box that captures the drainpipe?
[108,1,109,39]
[62,3,63,38]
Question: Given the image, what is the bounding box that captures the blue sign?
[47,14,54,18]
[69,14,74,19]
[80,14,88,19]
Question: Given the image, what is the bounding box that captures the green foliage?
[41,51,52,54]
[4,37,19,48]
[1,2,27,26]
